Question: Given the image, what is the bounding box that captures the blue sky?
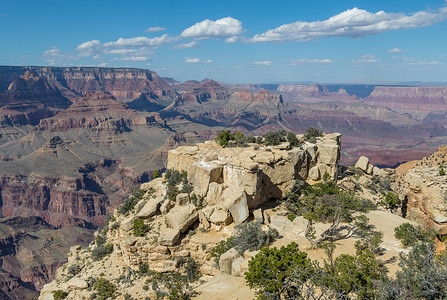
[1,0,447,83]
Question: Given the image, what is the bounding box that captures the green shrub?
[184,258,201,282]
[91,243,113,261]
[394,223,435,247]
[215,130,235,147]
[439,165,445,176]
[211,237,235,263]
[53,289,68,300]
[67,264,81,276]
[381,192,400,212]
[245,242,314,299]
[133,218,148,237]
[93,278,116,300]
[153,169,160,179]
[304,127,323,141]
[287,214,296,221]
[286,132,300,147]
[118,197,139,215]
[262,130,287,146]
[95,234,107,246]
[232,221,278,255]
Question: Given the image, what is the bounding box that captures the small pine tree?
[439,165,445,176]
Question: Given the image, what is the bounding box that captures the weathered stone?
[373,166,387,177]
[231,257,245,275]
[121,215,135,231]
[253,152,274,164]
[198,210,211,229]
[159,228,181,246]
[253,208,263,223]
[209,209,232,225]
[160,200,174,215]
[433,214,447,224]
[166,203,198,233]
[263,211,271,224]
[366,163,374,175]
[308,166,320,181]
[223,186,249,224]
[206,182,224,205]
[176,193,190,206]
[193,161,223,197]
[355,156,370,172]
[151,260,178,273]
[67,277,88,290]
[317,142,340,165]
[219,248,241,275]
[137,197,162,218]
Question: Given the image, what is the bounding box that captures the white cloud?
[114,56,151,62]
[172,41,200,50]
[389,47,404,53]
[250,61,272,66]
[42,48,77,65]
[185,57,213,64]
[103,34,175,48]
[289,58,334,65]
[144,26,166,32]
[75,40,102,57]
[352,55,379,64]
[180,17,242,40]
[249,6,447,43]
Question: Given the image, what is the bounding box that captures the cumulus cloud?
[249,6,447,43]
[185,57,213,64]
[172,41,200,50]
[389,47,404,53]
[180,17,242,40]
[250,61,272,66]
[289,58,334,65]
[144,26,166,32]
[75,40,102,57]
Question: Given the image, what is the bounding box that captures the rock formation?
[396,146,447,234]
[39,134,419,300]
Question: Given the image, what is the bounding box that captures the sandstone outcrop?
[396,146,447,233]
[167,134,340,226]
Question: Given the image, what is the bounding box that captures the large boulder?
[209,208,232,225]
[355,156,370,173]
[137,197,162,218]
[159,228,181,246]
[166,203,198,233]
[192,161,223,197]
[223,186,249,224]
[219,248,241,275]
[206,182,224,205]
[67,277,88,290]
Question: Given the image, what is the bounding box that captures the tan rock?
[209,209,232,225]
[231,257,245,276]
[121,215,136,231]
[198,210,211,229]
[137,197,162,218]
[316,142,340,165]
[219,248,241,275]
[166,203,198,233]
[160,200,174,214]
[159,228,181,246]
[193,161,223,197]
[308,166,320,181]
[355,156,370,172]
[373,166,387,177]
[206,182,224,205]
[223,186,249,224]
[176,193,190,206]
[253,208,263,223]
[67,277,88,290]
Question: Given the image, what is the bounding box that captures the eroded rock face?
[396,146,447,233]
[167,134,340,226]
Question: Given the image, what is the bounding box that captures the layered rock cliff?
[396,146,447,234]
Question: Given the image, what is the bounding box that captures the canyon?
[0,65,447,298]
